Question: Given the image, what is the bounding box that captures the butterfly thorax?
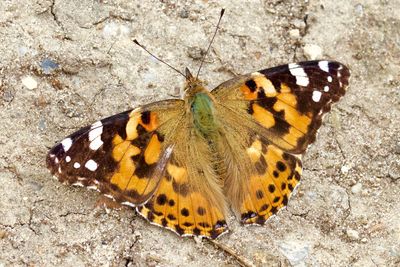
[184,70,219,138]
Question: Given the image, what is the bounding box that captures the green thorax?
[191,92,218,136]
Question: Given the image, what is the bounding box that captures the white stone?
[346,229,360,241]
[85,159,98,171]
[289,29,300,39]
[21,75,38,90]
[103,22,131,38]
[278,241,310,266]
[351,183,363,194]
[341,165,350,174]
[304,44,323,60]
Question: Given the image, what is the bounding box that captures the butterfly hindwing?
[136,116,229,238]
[137,161,228,238]
[240,136,303,224]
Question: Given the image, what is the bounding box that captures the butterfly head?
[184,67,208,96]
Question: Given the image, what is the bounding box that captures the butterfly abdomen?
[191,92,219,136]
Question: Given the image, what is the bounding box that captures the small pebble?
[341,165,351,174]
[2,88,14,102]
[103,22,130,38]
[187,47,206,60]
[179,9,189,18]
[38,117,46,131]
[21,75,38,90]
[40,59,59,74]
[355,4,364,16]
[303,44,323,60]
[289,29,300,39]
[351,183,362,194]
[278,241,309,266]
[346,229,360,241]
[291,19,306,30]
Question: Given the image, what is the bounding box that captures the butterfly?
[46,10,349,239]
[46,58,350,239]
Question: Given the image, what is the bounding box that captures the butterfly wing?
[211,60,350,224]
[47,100,184,205]
[137,118,229,238]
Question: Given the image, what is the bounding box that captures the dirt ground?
[0,0,399,266]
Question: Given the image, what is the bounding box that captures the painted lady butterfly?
[46,10,350,239]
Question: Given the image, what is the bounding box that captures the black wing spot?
[245,79,257,92]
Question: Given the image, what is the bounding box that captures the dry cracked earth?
[0,0,399,266]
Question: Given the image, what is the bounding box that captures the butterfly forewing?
[212,60,350,154]
[47,100,184,205]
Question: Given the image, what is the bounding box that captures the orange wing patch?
[243,75,315,152]
[100,109,167,205]
[241,136,302,224]
[137,161,228,238]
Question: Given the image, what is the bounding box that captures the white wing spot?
[89,121,103,142]
[318,61,330,72]
[288,63,309,86]
[327,76,333,82]
[104,194,115,201]
[58,166,62,173]
[87,185,99,191]
[312,91,322,102]
[122,201,136,208]
[85,159,98,171]
[89,136,103,150]
[61,138,72,152]
[72,182,84,187]
[73,162,81,169]
[324,85,330,92]
[295,76,309,87]
[89,121,104,150]
[65,156,71,162]
[54,157,59,164]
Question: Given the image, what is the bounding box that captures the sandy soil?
[0,0,399,266]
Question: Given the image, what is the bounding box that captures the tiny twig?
[208,239,255,267]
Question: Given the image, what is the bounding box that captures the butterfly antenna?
[133,39,186,78]
[196,8,225,79]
